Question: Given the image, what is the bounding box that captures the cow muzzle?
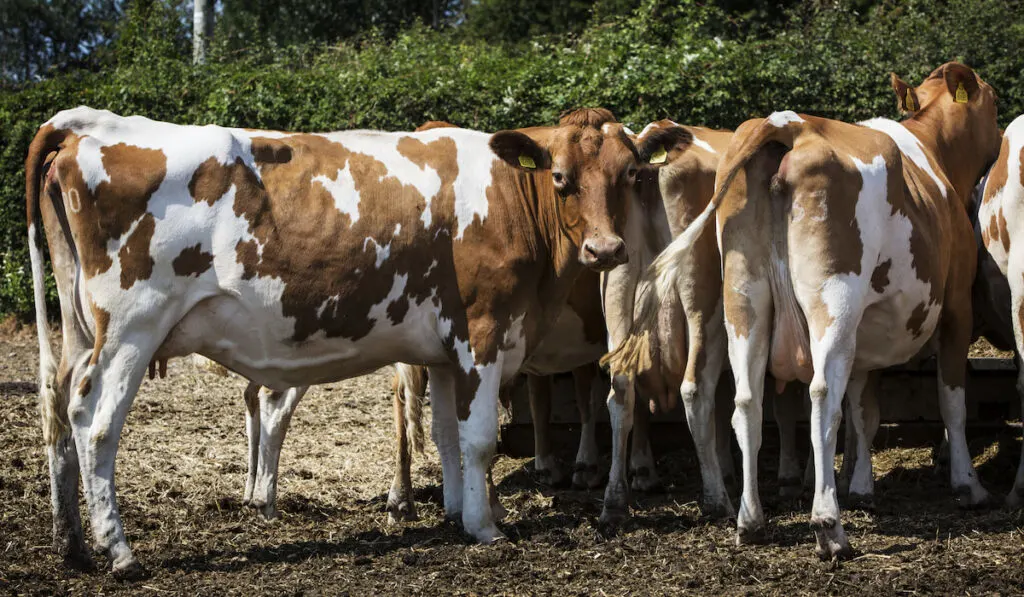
[581,236,628,271]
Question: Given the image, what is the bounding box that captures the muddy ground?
[1,328,1023,595]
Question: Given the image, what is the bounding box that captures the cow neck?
[514,167,583,305]
[904,108,993,208]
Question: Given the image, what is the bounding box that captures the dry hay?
[1,330,1023,595]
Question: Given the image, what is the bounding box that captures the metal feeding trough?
[498,357,1022,458]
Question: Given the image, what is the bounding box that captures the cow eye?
[552,171,569,191]
[627,166,638,182]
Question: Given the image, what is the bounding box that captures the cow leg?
[1006,259,1024,508]
[600,374,634,529]
[70,337,156,578]
[388,381,418,523]
[455,363,505,543]
[844,372,880,508]
[715,382,736,490]
[242,381,261,506]
[773,383,803,498]
[47,353,91,569]
[936,305,992,508]
[572,364,604,489]
[251,385,308,519]
[629,396,661,491]
[727,279,773,545]
[681,324,733,517]
[528,374,566,485]
[428,366,464,520]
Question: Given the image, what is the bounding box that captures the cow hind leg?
[251,386,308,519]
[48,354,91,569]
[572,364,604,489]
[681,332,733,517]
[714,381,736,492]
[242,381,260,506]
[71,336,158,578]
[528,374,566,486]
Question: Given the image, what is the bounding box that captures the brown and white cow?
[973,113,1024,507]
[28,106,689,575]
[599,120,736,523]
[608,63,1000,558]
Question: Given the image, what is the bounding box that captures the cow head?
[892,62,1000,197]
[489,112,691,271]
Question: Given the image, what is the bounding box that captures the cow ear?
[941,63,980,104]
[490,131,551,171]
[891,73,920,113]
[635,126,693,166]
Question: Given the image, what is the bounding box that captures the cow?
[27,106,690,576]
[970,113,1024,507]
[607,62,1000,558]
[598,120,737,524]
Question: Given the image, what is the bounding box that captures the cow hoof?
[386,500,419,524]
[814,540,854,562]
[810,517,852,561]
[629,467,662,492]
[778,477,803,499]
[598,504,629,537]
[735,524,767,545]
[259,504,280,520]
[572,463,603,490]
[1005,487,1024,510]
[846,492,875,512]
[111,557,147,581]
[534,463,569,488]
[701,497,736,520]
[469,525,506,545]
[954,485,996,510]
[57,538,95,571]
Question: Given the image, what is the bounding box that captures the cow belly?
[854,294,941,371]
[522,308,604,376]
[156,294,450,389]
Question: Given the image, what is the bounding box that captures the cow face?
[490,122,691,271]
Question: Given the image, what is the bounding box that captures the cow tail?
[601,115,804,379]
[394,364,428,454]
[25,124,70,445]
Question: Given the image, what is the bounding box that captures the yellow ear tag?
[649,146,668,164]
[905,89,916,111]
[518,154,536,169]
[955,82,969,103]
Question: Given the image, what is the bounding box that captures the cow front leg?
[528,374,566,485]
[773,382,804,498]
[572,364,604,489]
[456,364,505,543]
[1005,257,1024,508]
[428,367,464,520]
[251,386,308,519]
[629,396,661,491]
[600,374,634,530]
[843,372,879,509]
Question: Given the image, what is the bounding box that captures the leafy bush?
[2,0,1023,318]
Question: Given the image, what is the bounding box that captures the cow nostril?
[584,242,599,259]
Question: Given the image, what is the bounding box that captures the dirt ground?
[2,329,1024,596]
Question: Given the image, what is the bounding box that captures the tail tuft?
[394,364,428,454]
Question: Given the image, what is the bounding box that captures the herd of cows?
[20,60,1024,578]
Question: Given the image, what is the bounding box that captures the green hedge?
[2,0,1023,318]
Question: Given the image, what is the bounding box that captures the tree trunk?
[193,0,214,65]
